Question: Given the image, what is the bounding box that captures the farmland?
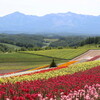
[0,52,67,71]
[0,48,98,72]
[0,48,89,71]
[0,47,100,99]
[23,48,88,59]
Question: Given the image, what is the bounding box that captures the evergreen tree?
[50,58,57,68]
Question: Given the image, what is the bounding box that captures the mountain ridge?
[0,11,100,35]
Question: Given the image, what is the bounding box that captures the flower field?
[0,60,100,99]
[0,59,100,99]
[0,60,100,84]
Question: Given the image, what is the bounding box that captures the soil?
[0,69,19,75]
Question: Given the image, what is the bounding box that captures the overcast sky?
[0,0,100,16]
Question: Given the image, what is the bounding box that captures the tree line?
[1,34,100,53]
[79,37,100,46]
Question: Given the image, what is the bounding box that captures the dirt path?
[0,69,19,74]
[71,50,100,61]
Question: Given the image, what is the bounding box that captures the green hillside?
[0,43,21,50]
[23,48,88,59]
[0,52,66,70]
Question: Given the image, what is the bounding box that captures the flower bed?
[1,60,100,83]
[0,64,100,99]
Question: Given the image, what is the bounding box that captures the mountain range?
[0,11,100,35]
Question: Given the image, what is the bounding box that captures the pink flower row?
[34,84,100,100]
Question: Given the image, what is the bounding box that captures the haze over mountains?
[0,11,100,35]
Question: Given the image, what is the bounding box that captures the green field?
[44,39,58,42]
[43,39,59,47]
[0,52,66,70]
[23,48,88,59]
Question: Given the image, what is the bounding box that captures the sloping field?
[0,52,67,74]
[23,49,87,59]
[71,49,100,61]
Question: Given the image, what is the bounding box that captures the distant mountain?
[0,11,100,35]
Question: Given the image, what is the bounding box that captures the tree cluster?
[49,36,85,47]
[0,34,45,48]
[80,37,100,46]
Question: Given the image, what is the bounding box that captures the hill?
[0,43,21,50]
[0,12,100,35]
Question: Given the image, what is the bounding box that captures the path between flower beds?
[0,68,50,78]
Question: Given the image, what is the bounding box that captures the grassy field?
[0,52,66,70]
[44,39,58,42]
[23,48,88,59]
[43,39,59,47]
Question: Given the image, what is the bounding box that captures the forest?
[0,34,100,52]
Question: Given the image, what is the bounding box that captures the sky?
[0,0,100,16]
